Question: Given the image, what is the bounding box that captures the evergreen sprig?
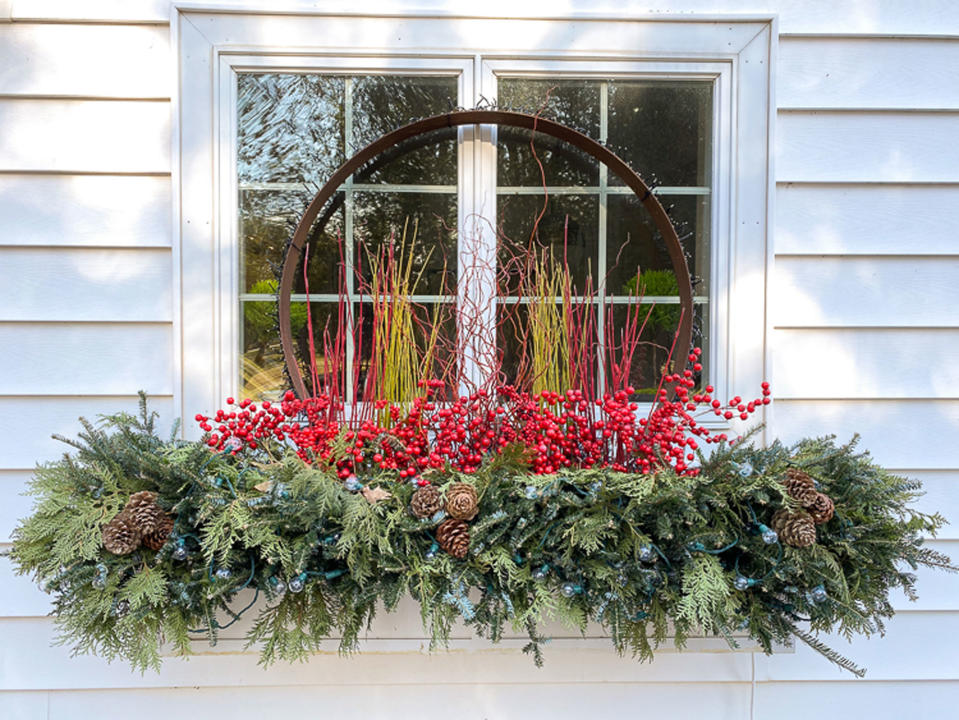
[6,398,953,675]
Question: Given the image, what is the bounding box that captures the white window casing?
[174,8,775,438]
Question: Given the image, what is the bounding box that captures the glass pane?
[353,191,457,296]
[354,301,458,400]
[352,76,458,185]
[498,79,600,186]
[607,81,712,187]
[605,194,709,298]
[496,301,598,392]
[240,189,346,295]
[497,193,598,295]
[606,303,706,398]
[241,302,340,401]
[240,189,299,293]
[237,74,345,186]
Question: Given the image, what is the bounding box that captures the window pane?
[497,79,600,186]
[607,80,712,187]
[496,193,599,294]
[605,194,709,297]
[353,191,457,296]
[607,303,706,397]
[497,301,598,391]
[241,301,340,401]
[352,76,458,185]
[238,74,345,186]
[354,301,458,399]
[240,189,345,295]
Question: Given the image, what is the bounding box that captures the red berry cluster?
[196,349,770,482]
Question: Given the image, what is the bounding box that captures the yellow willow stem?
[528,249,570,397]
[365,219,435,422]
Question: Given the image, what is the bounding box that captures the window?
[175,10,772,430]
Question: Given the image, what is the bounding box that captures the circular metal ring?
[279,109,693,399]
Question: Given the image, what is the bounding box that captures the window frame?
[174,7,774,438]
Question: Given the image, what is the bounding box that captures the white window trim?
[173,7,775,440]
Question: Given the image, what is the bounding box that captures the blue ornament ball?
[288,576,305,594]
[734,575,751,591]
[214,567,232,581]
[172,545,188,561]
[638,545,655,563]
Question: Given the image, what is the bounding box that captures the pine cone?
[445,482,479,521]
[410,485,444,519]
[783,468,818,505]
[125,490,164,534]
[102,511,142,555]
[436,518,470,559]
[771,508,817,548]
[141,512,174,551]
[806,492,835,525]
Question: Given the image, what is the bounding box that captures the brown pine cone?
[771,508,817,548]
[445,482,479,521]
[806,492,835,525]
[102,511,142,555]
[124,490,164,534]
[410,485,444,519]
[436,518,470,559]
[141,512,174,551]
[783,468,818,505]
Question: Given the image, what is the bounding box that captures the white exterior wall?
[1,1,958,717]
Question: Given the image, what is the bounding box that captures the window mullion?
[596,80,609,394]
[344,76,356,404]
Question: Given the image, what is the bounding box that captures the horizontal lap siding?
[768,22,959,710]
[0,175,172,247]
[0,23,169,98]
[0,323,173,395]
[756,683,959,720]
[778,38,959,110]
[0,395,174,469]
[9,0,959,35]
[777,112,959,184]
[0,99,169,173]
[775,183,959,255]
[0,618,756,689]
[0,26,175,636]
[0,248,173,322]
[9,685,755,720]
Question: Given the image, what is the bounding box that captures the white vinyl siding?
[0,3,957,719]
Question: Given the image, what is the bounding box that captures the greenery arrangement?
[5,125,954,674]
[8,391,952,676]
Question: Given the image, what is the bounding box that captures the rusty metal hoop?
[279,109,694,399]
